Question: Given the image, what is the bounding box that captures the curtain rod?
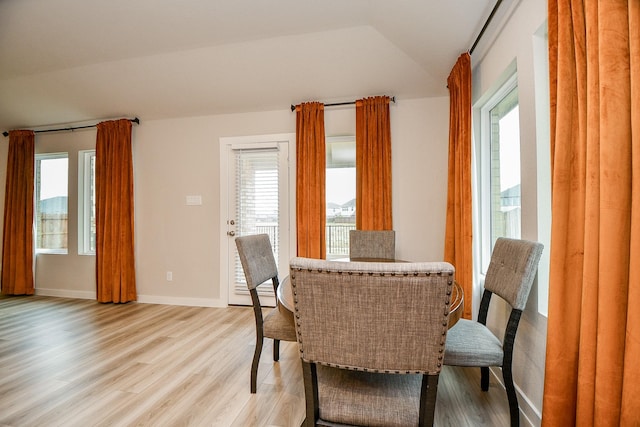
[290,96,396,112]
[2,117,140,137]
[469,0,504,55]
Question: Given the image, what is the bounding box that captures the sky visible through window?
[499,106,521,192]
[326,167,355,205]
[39,158,68,200]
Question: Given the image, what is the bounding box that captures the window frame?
[533,21,552,316]
[78,149,96,255]
[35,152,69,255]
[478,72,520,274]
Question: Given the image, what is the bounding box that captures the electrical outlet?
[166,271,173,281]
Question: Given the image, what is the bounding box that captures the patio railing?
[254,223,356,258]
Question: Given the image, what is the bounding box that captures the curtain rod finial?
[2,131,8,137]
[291,105,296,112]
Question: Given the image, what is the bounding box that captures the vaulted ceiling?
[0,0,494,132]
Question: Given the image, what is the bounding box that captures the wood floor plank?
[0,295,514,426]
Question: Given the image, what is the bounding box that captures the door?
[220,134,293,306]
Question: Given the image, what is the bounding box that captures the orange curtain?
[95,119,137,303]
[444,53,473,319]
[1,130,35,295]
[355,96,393,230]
[542,1,640,425]
[296,102,326,259]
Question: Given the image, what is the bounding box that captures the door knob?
[227,231,236,236]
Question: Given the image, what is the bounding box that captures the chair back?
[349,230,396,259]
[289,257,454,374]
[484,237,544,310]
[235,234,278,290]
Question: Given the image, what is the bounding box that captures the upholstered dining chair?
[348,229,396,259]
[444,237,543,427]
[289,257,455,427]
[235,234,297,393]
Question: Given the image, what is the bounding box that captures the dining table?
[277,257,464,329]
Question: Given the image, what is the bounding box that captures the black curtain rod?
[290,96,396,112]
[2,117,140,137]
[469,0,504,55]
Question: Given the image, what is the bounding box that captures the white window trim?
[78,149,95,255]
[478,72,519,275]
[533,21,552,316]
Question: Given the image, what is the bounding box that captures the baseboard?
[517,384,542,427]
[136,294,227,308]
[489,367,542,427]
[35,288,96,299]
[34,288,227,308]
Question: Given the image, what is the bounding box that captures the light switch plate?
[186,195,202,205]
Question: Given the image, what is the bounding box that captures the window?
[490,87,521,244]
[479,73,521,273]
[35,153,68,253]
[325,136,356,259]
[78,150,96,255]
[234,147,280,258]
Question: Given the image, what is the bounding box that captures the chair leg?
[481,367,489,391]
[502,365,520,427]
[251,335,263,394]
[301,361,319,427]
[419,374,439,427]
[273,339,280,361]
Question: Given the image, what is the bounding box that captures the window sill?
[36,249,68,255]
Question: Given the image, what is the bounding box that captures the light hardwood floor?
[0,295,511,426]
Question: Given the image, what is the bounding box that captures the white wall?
[392,98,450,261]
[3,96,450,305]
[471,0,548,425]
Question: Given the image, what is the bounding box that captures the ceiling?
[0,0,494,132]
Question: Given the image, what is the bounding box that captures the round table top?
[277,258,464,329]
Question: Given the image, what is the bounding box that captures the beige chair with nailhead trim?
[235,234,297,393]
[444,237,543,427]
[349,230,396,260]
[289,257,454,427]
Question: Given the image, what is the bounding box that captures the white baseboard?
[35,288,96,299]
[34,288,227,308]
[489,367,542,427]
[137,294,227,307]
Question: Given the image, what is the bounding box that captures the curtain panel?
[296,102,326,259]
[1,130,35,295]
[355,96,393,230]
[95,119,137,303]
[542,1,640,425]
[444,53,473,319]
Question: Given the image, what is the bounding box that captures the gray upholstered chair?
[348,229,396,259]
[235,234,296,393]
[444,237,543,427]
[289,257,455,427]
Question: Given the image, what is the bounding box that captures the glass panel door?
[223,139,290,306]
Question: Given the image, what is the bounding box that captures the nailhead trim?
[291,265,454,375]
